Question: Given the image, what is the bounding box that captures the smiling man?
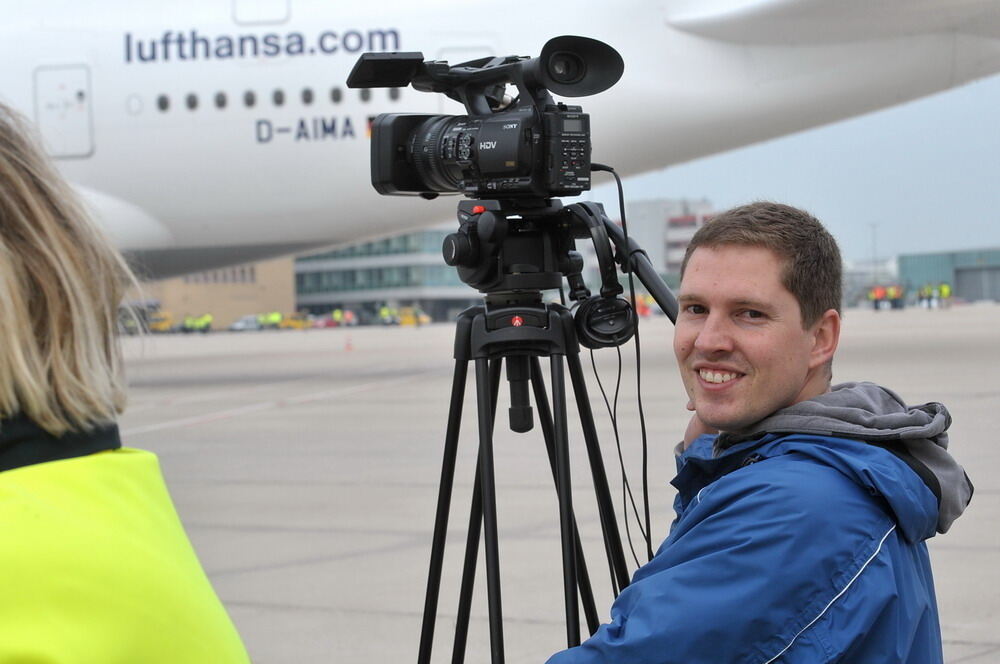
[548,202,973,664]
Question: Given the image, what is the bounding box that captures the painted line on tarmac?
[122,373,428,437]
[127,375,321,413]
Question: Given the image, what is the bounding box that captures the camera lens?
[548,52,585,85]
[408,116,466,192]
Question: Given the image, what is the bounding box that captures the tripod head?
[442,198,637,350]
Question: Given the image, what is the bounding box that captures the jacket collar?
[0,413,121,473]
[671,434,777,509]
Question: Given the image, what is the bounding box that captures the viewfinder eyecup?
[527,36,624,97]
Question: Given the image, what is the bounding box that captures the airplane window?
[389,88,401,101]
[302,88,314,105]
[273,89,285,106]
[157,95,169,112]
[244,90,256,108]
[186,94,198,111]
[331,87,343,104]
[215,92,227,109]
[360,89,371,102]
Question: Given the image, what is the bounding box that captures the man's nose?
[693,313,734,354]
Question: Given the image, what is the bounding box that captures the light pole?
[870,222,879,286]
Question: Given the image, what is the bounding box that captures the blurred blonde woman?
[0,104,249,662]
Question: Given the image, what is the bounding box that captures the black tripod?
[417,295,632,664]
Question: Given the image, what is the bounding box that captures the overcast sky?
[593,73,1000,264]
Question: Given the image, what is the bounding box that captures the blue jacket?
[547,383,972,664]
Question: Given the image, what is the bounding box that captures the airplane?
[3,0,1000,278]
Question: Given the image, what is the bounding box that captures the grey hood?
[716,381,973,534]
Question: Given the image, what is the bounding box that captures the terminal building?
[294,224,478,323]
[898,248,1000,302]
[130,256,295,329]
[293,198,715,321]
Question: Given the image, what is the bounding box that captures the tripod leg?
[418,360,469,664]
[551,355,581,647]
[452,454,482,664]
[529,358,601,636]
[475,357,505,664]
[452,359,502,664]
[565,351,632,593]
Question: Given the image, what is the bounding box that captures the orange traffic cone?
[345,335,353,352]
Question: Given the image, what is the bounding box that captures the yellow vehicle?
[147,311,176,333]
[278,313,310,330]
[398,307,431,327]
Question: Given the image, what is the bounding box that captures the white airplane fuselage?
[4,1,1000,276]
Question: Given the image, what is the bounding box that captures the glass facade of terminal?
[296,263,462,294]
[294,227,475,321]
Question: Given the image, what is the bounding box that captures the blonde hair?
[0,103,135,435]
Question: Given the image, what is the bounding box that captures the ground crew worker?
[0,103,249,662]
[873,284,887,311]
[887,284,904,310]
[940,282,952,308]
[332,308,344,326]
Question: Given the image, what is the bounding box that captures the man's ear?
[809,309,841,370]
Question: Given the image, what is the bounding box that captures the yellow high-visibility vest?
[0,448,249,663]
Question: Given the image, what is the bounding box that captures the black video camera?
[346,36,623,199]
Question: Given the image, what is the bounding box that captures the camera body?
[348,35,621,200]
[371,104,591,198]
[349,37,641,349]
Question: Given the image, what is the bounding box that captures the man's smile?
[698,369,742,384]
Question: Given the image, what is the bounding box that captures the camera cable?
[589,346,643,569]
[590,162,655,563]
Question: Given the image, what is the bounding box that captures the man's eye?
[743,310,765,319]
[685,304,707,315]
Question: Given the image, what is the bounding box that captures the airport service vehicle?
[3,1,1000,278]
[310,315,337,329]
[148,311,177,333]
[398,307,431,327]
[228,314,262,332]
[278,313,310,330]
[182,314,213,333]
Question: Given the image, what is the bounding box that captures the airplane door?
[33,65,94,158]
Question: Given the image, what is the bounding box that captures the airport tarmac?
[120,304,1000,664]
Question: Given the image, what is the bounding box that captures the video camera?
[346,36,623,199]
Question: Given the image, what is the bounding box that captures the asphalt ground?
[119,303,1000,663]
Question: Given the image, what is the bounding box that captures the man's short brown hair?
[680,202,842,328]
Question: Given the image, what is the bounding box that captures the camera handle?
[417,302,632,664]
[603,218,679,323]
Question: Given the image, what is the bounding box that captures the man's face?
[673,245,834,432]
